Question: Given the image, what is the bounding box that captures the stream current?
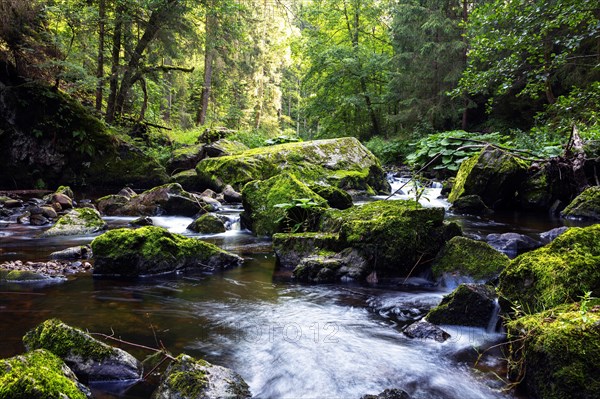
[0,180,588,398]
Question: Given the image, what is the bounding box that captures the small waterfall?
[486,298,501,333]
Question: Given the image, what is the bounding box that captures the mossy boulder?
[241,173,328,236]
[309,184,353,209]
[195,137,390,193]
[96,194,130,216]
[91,226,243,277]
[98,183,213,217]
[170,169,203,192]
[167,144,205,173]
[23,318,142,382]
[204,139,248,157]
[273,232,342,269]
[55,186,75,200]
[448,146,529,209]
[42,208,107,237]
[561,186,600,220]
[498,224,600,313]
[187,214,226,234]
[403,319,450,343]
[153,354,251,399]
[320,200,461,276]
[292,249,370,283]
[518,161,579,212]
[0,82,167,189]
[506,303,600,399]
[0,349,90,399]
[450,194,492,215]
[426,284,497,327]
[432,236,510,281]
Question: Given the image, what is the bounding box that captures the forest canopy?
[1,0,598,156]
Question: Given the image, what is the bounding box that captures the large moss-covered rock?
[167,144,205,173]
[506,303,600,399]
[241,173,328,236]
[42,208,107,237]
[203,139,248,158]
[320,200,461,276]
[23,319,142,382]
[170,169,203,192]
[0,82,167,189]
[498,224,600,313]
[98,183,212,217]
[91,226,243,277]
[195,137,390,193]
[561,186,600,220]
[0,349,90,399]
[448,146,529,209]
[518,161,579,212]
[273,232,342,269]
[426,284,497,327]
[432,236,510,281]
[153,354,251,399]
[309,183,353,209]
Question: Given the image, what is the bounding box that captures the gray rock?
[539,226,569,244]
[153,354,251,399]
[450,194,493,215]
[43,208,107,237]
[118,187,137,199]
[4,198,23,208]
[50,245,93,260]
[30,214,50,226]
[486,232,541,258]
[223,185,242,203]
[130,216,154,227]
[361,388,412,399]
[427,284,498,328]
[23,319,142,382]
[404,319,450,342]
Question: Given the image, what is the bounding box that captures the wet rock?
[43,208,107,237]
[51,192,73,210]
[319,200,461,277]
[539,226,569,244]
[273,232,342,269]
[222,184,242,203]
[3,198,23,208]
[187,213,226,234]
[561,186,600,220]
[486,232,541,258]
[50,245,92,260]
[167,144,205,173]
[292,248,370,283]
[153,353,251,399]
[403,319,450,343]
[23,319,142,382]
[204,139,248,158]
[170,169,203,191]
[450,194,493,215]
[0,260,91,282]
[427,284,497,328]
[92,226,243,277]
[448,146,529,209]
[196,137,390,194]
[97,194,130,216]
[518,161,578,212]
[41,205,58,219]
[130,216,154,227]
[241,173,328,236]
[118,186,137,199]
[498,224,600,313]
[30,214,50,226]
[309,183,353,210]
[432,236,509,281]
[55,185,75,199]
[506,304,600,399]
[0,349,91,398]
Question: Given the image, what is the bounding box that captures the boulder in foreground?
[42,208,107,237]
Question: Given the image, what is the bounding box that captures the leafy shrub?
[405,130,509,172]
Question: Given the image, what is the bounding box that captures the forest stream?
[0,180,591,399]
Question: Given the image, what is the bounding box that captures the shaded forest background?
[1,0,598,165]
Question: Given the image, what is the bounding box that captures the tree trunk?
[105,2,123,123]
[196,9,217,126]
[95,0,105,112]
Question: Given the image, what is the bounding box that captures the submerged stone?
[498,224,600,313]
[42,208,107,237]
[426,284,497,328]
[0,349,90,399]
[23,319,142,383]
[91,226,243,277]
[361,388,412,399]
[561,186,600,220]
[403,319,450,343]
[432,236,509,281]
[153,354,251,399]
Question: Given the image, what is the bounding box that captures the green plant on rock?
[274,198,322,233]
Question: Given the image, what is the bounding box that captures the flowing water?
[0,184,588,399]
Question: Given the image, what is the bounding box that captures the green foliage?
[405,130,508,172]
[364,137,410,165]
[274,198,322,233]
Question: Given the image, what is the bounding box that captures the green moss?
[506,303,600,399]
[432,236,510,280]
[23,318,113,361]
[0,349,87,399]
[448,154,479,203]
[164,355,209,398]
[195,137,389,193]
[498,224,600,313]
[426,283,497,327]
[43,208,107,237]
[561,186,600,220]
[241,173,328,236]
[55,186,74,199]
[319,200,458,276]
[188,214,226,234]
[5,270,48,281]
